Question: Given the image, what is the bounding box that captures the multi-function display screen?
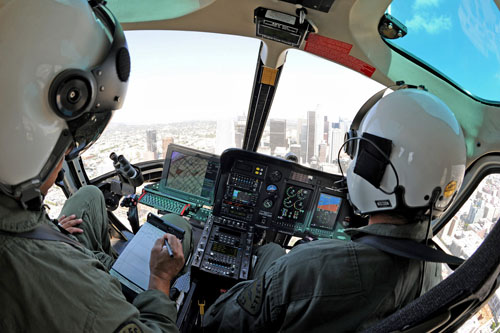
[310,193,342,230]
[212,243,238,257]
[165,151,219,201]
[231,189,253,205]
[277,185,311,223]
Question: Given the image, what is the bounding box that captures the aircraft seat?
[366,217,500,333]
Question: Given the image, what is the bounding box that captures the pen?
[164,239,174,258]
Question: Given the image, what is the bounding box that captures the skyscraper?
[146,130,158,159]
[162,137,174,158]
[306,111,316,163]
[234,116,246,149]
[306,111,322,163]
[330,127,345,163]
[323,116,329,142]
[270,119,287,154]
[318,142,328,163]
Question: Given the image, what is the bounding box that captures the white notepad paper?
[111,222,167,292]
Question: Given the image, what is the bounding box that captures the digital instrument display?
[277,185,311,222]
[310,193,342,230]
[232,189,253,205]
[161,149,220,203]
[235,161,252,173]
[290,171,310,183]
[212,243,238,257]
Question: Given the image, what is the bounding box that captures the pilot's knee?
[255,242,286,258]
[76,185,104,200]
[72,185,104,203]
[162,213,192,233]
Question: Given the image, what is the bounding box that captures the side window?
[434,174,500,331]
[44,186,67,220]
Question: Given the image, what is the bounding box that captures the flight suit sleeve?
[122,290,179,333]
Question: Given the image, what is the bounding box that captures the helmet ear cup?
[49,69,97,120]
[344,129,357,159]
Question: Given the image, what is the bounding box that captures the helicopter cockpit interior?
[37,0,500,331]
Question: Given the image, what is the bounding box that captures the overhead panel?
[254,7,313,48]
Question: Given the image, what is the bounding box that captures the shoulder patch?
[237,276,265,315]
[115,322,143,333]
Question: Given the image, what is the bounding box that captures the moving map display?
[166,151,219,201]
[310,193,342,230]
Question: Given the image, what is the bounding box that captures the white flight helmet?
[345,88,466,217]
[0,0,130,208]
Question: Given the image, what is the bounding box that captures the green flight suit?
[203,221,441,332]
[0,185,191,332]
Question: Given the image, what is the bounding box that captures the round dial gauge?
[263,198,274,209]
[266,184,278,194]
[297,189,308,200]
[286,186,297,197]
[294,200,304,210]
[283,197,293,208]
[269,170,282,182]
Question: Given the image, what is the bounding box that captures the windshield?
[82,31,260,179]
[387,0,500,102]
[258,49,385,173]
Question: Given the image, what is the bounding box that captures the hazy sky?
[114,31,384,125]
[113,0,499,126]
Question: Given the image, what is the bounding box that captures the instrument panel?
[191,148,362,283]
[213,149,352,241]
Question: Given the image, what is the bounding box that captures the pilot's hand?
[149,233,185,297]
[58,214,84,234]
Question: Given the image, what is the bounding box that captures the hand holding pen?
[163,238,174,257]
[149,233,185,297]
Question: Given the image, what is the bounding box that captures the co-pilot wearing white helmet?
[202,88,467,332]
[0,1,186,331]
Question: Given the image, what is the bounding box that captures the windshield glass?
[387,0,500,102]
[106,0,215,23]
[258,49,385,173]
[82,31,260,179]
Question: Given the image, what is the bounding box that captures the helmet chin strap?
[417,186,442,297]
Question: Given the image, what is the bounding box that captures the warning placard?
[305,34,376,78]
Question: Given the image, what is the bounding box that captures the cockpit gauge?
[266,184,278,194]
[269,170,282,182]
[283,197,293,208]
[294,200,304,210]
[297,189,308,200]
[278,185,312,223]
[286,186,297,197]
[263,198,274,209]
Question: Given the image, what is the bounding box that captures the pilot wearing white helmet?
[203,88,467,332]
[0,0,186,331]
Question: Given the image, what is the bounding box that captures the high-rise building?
[289,144,301,162]
[146,130,158,159]
[306,111,316,163]
[330,127,345,163]
[162,137,174,158]
[270,119,287,154]
[318,142,328,163]
[323,116,329,142]
[234,116,246,149]
[306,111,323,163]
